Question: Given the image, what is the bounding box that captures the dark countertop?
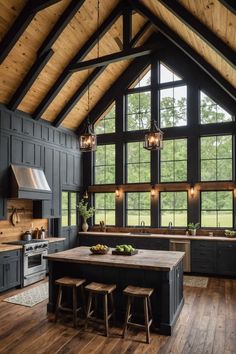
[79,231,236,242]
[45,246,185,271]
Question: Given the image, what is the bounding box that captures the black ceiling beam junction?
[130,0,236,101]
[123,5,132,49]
[53,17,152,128]
[0,0,62,65]
[8,49,54,111]
[159,0,236,68]
[33,2,123,120]
[38,0,85,56]
[219,0,236,15]
[7,0,85,111]
[69,45,154,73]
[130,21,152,47]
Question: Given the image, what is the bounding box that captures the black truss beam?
[53,20,152,128]
[76,55,150,135]
[53,67,104,127]
[130,21,152,47]
[69,45,154,73]
[8,49,54,111]
[0,0,62,65]
[38,0,85,56]
[159,0,236,68]
[130,0,236,101]
[219,0,236,15]
[33,2,123,120]
[123,5,132,49]
[7,0,85,111]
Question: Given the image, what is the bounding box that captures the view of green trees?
[126,192,150,226]
[126,142,150,183]
[94,193,115,225]
[201,135,232,181]
[201,191,233,227]
[92,63,233,228]
[61,191,77,227]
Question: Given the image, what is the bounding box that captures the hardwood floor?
[0,277,236,354]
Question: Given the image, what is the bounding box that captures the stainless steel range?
[5,239,48,286]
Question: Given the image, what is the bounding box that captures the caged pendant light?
[144,120,163,150]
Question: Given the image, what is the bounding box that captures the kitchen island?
[46,246,185,335]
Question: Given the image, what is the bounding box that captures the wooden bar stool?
[122,285,154,344]
[54,277,86,328]
[85,282,116,336]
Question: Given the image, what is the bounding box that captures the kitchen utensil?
[22,231,32,241]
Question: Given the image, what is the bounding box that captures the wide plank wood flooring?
[0,277,236,354]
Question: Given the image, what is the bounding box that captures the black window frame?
[93,144,116,185]
[61,191,78,227]
[93,192,116,226]
[94,103,116,135]
[125,191,151,227]
[159,191,188,228]
[125,141,151,184]
[125,89,151,132]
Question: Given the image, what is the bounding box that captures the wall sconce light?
[151,185,156,197]
[115,187,120,198]
[190,185,194,197]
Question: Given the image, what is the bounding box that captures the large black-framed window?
[200,91,233,124]
[160,191,188,227]
[201,191,233,228]
[95,103,116,134]
[126,90,151,131]
[160,138,187,182]
[126,192,151,227]
[126,142,150,183]
[61,191,77,227]
[94,192,115,226]
[94,144,115,184]
[200,135,233,181]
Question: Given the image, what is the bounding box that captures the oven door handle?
[25,251,48,257]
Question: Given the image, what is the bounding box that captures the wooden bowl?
[90,248,109,255]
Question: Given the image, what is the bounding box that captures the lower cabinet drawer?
[191,259,215,274]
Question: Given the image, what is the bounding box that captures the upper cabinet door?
[11,115,22,133]
[22,119,34,137]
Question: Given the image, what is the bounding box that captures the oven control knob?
[26,246,33,251]
[43,244,47,248]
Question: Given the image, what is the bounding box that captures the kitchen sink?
[128,232,151,235]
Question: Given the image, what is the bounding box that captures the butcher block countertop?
[0,244,22,252]
[79,231,236,242]
[45,246,185,271]
[45,237,66,243]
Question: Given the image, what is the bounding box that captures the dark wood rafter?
[33,2,123,120]
[123,4,132,49]
[0,0,62,65]
[53,67,104,127]
[76,54,150,135]
[219,0,236,15]
[7,0,85,111]
[130,0,236,101]
[130,21,152,47]
[8,49,54,111]
[159,0,236,69]
[69,45,154,73]
[53,14,152,128]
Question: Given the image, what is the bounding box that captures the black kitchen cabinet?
[0,250,21,292]
[53,149,61,217]
[0,133,9,219]
[48,241,64,254]
[11,115,22,133]
[22,119,34,136]
[191,240,216,274]
[216,242,236,276]
[11,137,41,167]
[62,226,78,249]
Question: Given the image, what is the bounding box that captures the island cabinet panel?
[78,233,169,250]
[191,241,216,274]
[0,250,21,292]
[216,242,236,276]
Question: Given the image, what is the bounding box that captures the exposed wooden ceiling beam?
[123,5,132,49]
[130,0,236,101]
[33,2,123,120]
[38,0,85,56]
[69,46,154,73]
[53,67,104,127]
[8,0,85,111]
[159,0,236,69]
[219,0,236,15]
[0,0,62,65]
[52,20,153,128]
[76,55,150,135]
[130,21,152,47]
[8,49,54,111]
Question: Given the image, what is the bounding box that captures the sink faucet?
[168,221,173,230]
[140,220,145,227]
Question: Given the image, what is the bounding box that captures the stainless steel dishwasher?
[169,239,191,272]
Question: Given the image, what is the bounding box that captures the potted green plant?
[77,199,95,232]
[188,222,200,236]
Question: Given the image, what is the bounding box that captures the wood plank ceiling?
[0,0,235,131]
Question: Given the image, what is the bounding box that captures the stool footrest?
[127,319,152,329]
[59,305,81,313]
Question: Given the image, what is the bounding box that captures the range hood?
[10,165,52,200]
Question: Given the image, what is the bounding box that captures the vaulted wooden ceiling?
[0,0,235,131]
